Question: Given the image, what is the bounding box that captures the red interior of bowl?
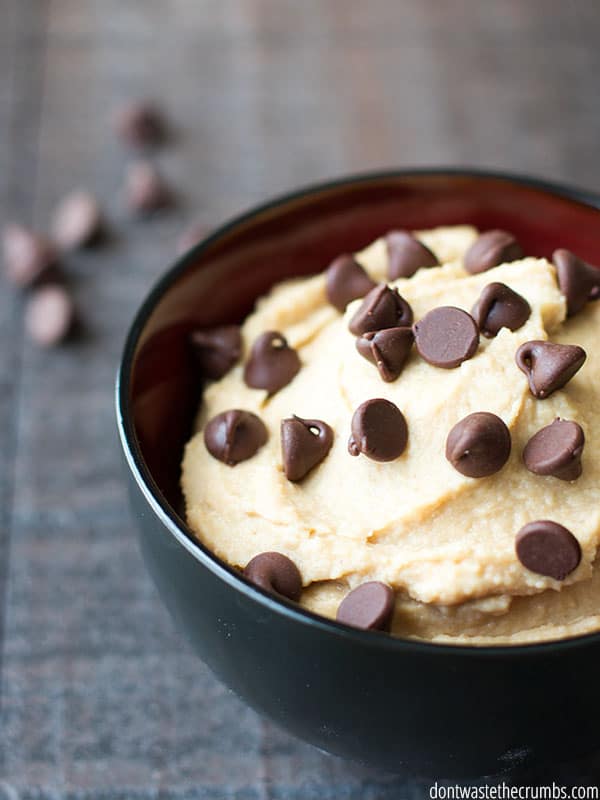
[124,172,600,515]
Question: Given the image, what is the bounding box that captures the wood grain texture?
[1,0,600,796]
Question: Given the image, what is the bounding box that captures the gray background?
[1,1,600,797]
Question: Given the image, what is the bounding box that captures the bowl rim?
[116,166,600,658]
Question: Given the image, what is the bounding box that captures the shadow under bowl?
[116,169,600,779]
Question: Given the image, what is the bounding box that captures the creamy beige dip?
[181,226,600,645]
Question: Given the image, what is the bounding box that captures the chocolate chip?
[348,284,413,336]
[336,582,395,631]
[464,230,524,274]
[244,552,302,601]
[114,101,165,149]
[515,341,586,399]
[445,412,511,478]
[356,327,414,382]
[515,520,581,581]
[24,285,74,347]
[190,325,242,380]
[471,282,531,337]
[325,254,376,312]
[386,230,438,279]
[125,161,171,215]
[553,249,600,317]
[523,419,585,481]
[244,331,301,394]
[348,398,408,461]
[2,223,57,288]
[281,416,334,481]
[413,306,479,368]
[204,409,268,465]
[52,191,102,251]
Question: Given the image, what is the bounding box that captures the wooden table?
[2,1,600,795]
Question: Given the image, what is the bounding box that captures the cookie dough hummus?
[181,225,600,645]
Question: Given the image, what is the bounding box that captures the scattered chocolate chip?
[114,101,165,149]
[464,230,524,274]
[348,284,413,336]
[24,284,74,347]
[386,230,438,279]
[244,331,301,394]
[2,223,57,288]
[445,412,511,478]
[471,282,531,337]
[523,419,585,481]
[190,325,242,380]
[244,552,302,601]
[177,221,208,256]
[515,341,586,399]
[515,520,581,581]
[336,582,395,631]
[51,190,102,251]
[348,398,408,462]
[204,409,268,465]
[413,306,479,368]
[125,161,171,215]
[356,327,414,382]
[325,254,376,312]
[553,249,600,317]
[281,416,334,481]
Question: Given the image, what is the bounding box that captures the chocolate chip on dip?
[553,249,600,317]
[244,552,302,601]
[355,327,414,382]
[336,582,395,631]
[464,230,524,274]
[516,521,581,581]
[204,410,268,465]
[471,282,531,337]
[325,254,376,312]
[190,325,242,380]
[281,416,334,482]
[446,412,511,478]
[244,331,301,394]
[348,398,408,462]
[515,341,586,399]
[349,285,413,336]
[413,306,479,368]
[385,230,438,280]
[523,419,584,481]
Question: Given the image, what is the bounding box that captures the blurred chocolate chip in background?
[24,284,75,347]
[52,190,103,251]
[125,161,172,215]
[2,223,58,288]
[114,100,166,149]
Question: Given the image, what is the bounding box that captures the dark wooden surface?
[2,1,600,797]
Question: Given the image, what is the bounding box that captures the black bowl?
[116,169,600,779]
